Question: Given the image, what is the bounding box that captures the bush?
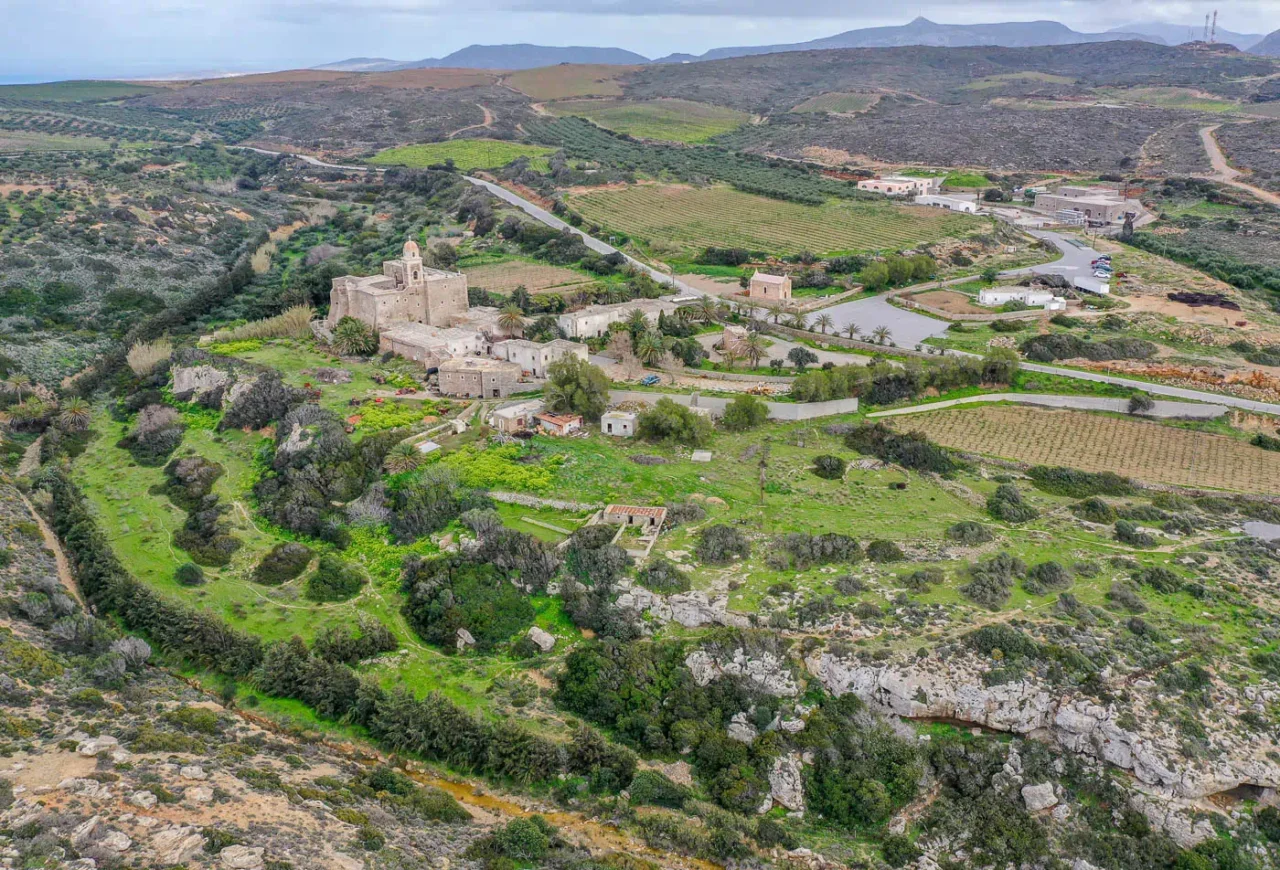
[945,521,992,545]
[1028,466,1133,498]
[400,555,535,652]
[175,563,205,587]
[1253,433,1280,452]
[846,423,958,475]
[1114,520,1156,548]
[313,616,398,665]
[253,542,313,586]
[331,316,378,356]
[1072,497,1117,523]
[119,404,184,465]
[881,833,921,867]
[637,558,691,594]
[695,525,750,564]
[866,540,905,563]
[811,454,845,480]
[781,532,862,568]
[1108,579,1147,613]
[987,483,1038,524]
[304,555,366,602]
[637,398,714,447]
[219,370,303,431]
[903,567,944,592]
[1128,392,1155,415]
[960,552,1025,609]
[1134,566,1183,593]
[1020,333,1157,363]
[545,356,610,422]
[629,769,691,808]
[1023,561,1072,595]
[721,394,767,432]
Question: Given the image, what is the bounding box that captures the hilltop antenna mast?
[1210,10,1218,42]
[1203,13,1210,41]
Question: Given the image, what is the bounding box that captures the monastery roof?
[381,323,479,344]
[438,356,520,372]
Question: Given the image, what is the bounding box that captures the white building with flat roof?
[601,410,637,438]
[556,299,679,339]
[378,323,488,369]
[858,175,941,196]
[978,287,1066,310]
[492,337,588,378]
[915,194,977,213]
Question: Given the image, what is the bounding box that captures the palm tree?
[676,305,699,323]
[634,330,668,366]
[814,313,835,335]
[384,443,422,475]
[787,313,808,330]
[844,322,861,340]
[625,307,649,334]
[872,325,893,345]
[695,296,721,324]
[721,346,743,370]
[58,396,92,432]
[6,374,31,402]
[332,317,377,356]
[743,332,769,369]
[497,304,525,337]
[769,310,783,325]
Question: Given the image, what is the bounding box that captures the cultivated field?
[462,259,594,294]
[545,98,749,142]
[907,288,989,315]
[961,71,1077,90]
[789,92,879,114]
[567,183,979,256]
[507,64,638,100]
[897,405,1280,494]
[1096,86,1240,113]
[0,80,164,101]
[0,130,115,152]
[369,139,555,171]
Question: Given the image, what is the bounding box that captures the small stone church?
[327,240,469,331]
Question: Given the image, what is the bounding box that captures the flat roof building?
[601,410,637,438]
[915,194,977,213]
[489,399,545,434]
[379,323,488,369]
[437,357,523,398]
[492,337,588,378]
[556,299,679,339]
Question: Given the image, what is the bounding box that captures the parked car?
[639,374,661,386]
[1093,270,1112,279]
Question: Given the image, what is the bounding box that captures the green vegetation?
[369,139,556,172]
[942,172,992,188]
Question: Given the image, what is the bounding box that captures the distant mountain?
[1109,21,1265,51]
[1250,28,1280,56]
[652,17,1161,63]
[315,45,649,73]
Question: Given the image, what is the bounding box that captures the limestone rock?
[172,365,231,404]
[527,626,556,652]
[456,628,475,651]
[685,647,798,697]
[767,753,806,813]
[129,790,158,809]
[100,830,133,853]
[76,735,119,757]
[151,826,205,865]
[220,845,266,869]
[185,785,214,804]
[331,853,364,870]
[1022,783,1058,811]
[180,764,207,780]
[727,712,758,743]
[59,777,113,799]
[71,815,101,846]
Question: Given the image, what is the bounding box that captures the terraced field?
[507,64,637,100]
[369,138,555,171]
[898,405,1280,494]
[545,98,749,142]
[789,92,880,114]
[567,183,980,256]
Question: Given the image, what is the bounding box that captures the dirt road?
[1198,125,1280,207]
[448,104,495,139]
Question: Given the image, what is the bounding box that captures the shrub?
[960,552,1025,609]
[1128,392,1155,415]
[175,563,205,587]
[313,616,398,665]
[253,542,313,586]
[1134,566,1183,593]
[637,398,714,447]
[845,423,958,475]
[163,456,224,510]
[1108,580,1147,613]
[835,574,868,594]
[1253,433,1280,452]
[695,525,750,564]
[1114,520,1156,548]
[903,567,944,592]
[663,501,706,528]
[304,556,366,602]
[637,558,691,594]
[400,555,534,652]
[219,370,303,431]
[811,454,845,480]
[1020,333,1156,363]
[1072,497,1117,523]
[721,394,767,432]
[945,521,992,545]
[1023,561,1072,595]
[629,769,691,809]
[987,483,1038,524]
[866,540,905,563]
[119,403,184,465]
[781,532,862,568]
[545,355,611,422]
[1028,466,1133,498]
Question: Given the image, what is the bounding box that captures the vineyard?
[789,92,879,114]
[525,116,874,205]
[897,405,1280,494]
[369,139,556,172]
[567,183,980,256]
[545,98,749,143]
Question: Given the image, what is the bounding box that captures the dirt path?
[1198,124,1280,207]
[448,104,496,139]
[14,483,85,609]
[17,436,41,477]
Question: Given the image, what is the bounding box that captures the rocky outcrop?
[172,365,232,404]
[151,826,205,864]
[806,649,1280,846]
[527,626,556,652]
[614,581,749,629]
[1021,782,1058,811]
[685,647,799,697]
[765,753,806,813]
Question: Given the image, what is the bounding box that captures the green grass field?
[0,80,163,102]
[545,98,749,143]
[369,139,556,172]
[1095,87,1240,113]
[0,130,118,152]
[960,72,1076,90]
[567,183,981,256]
[789,93,879,114]
[941,172,993,189]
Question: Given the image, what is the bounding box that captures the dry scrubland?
[898,405,1280,494]
[567,183,978,255]
[508,64,638,100]
[789,92,880,113]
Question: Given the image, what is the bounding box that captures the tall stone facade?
[327,240,469,331]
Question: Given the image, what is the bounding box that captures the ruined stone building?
[328,240,469,331]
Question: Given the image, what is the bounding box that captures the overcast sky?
[2,0,1276,81]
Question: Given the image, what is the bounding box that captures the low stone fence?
[893,295,1056,323]
[609,389,859,421]
[867,392,1228,420]
[679,368,794,384]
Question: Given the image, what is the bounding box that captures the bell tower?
[401,240,423,289]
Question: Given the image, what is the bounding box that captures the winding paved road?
[239,146,1280,415]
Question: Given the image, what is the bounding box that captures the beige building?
[491,337,588,378]
[437,357,522,398]
[601,410,637,438]
[489,399,545,435]
[328,240,469,331]
[1033,186,1134,226]
[556,299,679,340]
[746,272,792,302]
[378,323,488,370]
[857,175,941,196]
[717,325,751,355]
[535,412,583,436]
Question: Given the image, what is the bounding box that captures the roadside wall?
[609,389,859,421]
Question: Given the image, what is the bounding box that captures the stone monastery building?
[327,240,469,331]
